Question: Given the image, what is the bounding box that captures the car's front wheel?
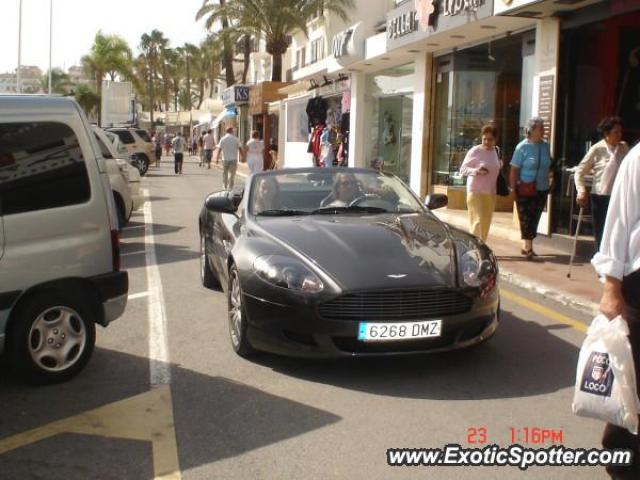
[7,291,96,384]
[227,265,254,357]
[138,154,150,175]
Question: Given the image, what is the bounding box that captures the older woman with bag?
[509,117,553,260]
[459,124,501,242]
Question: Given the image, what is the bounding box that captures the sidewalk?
[434,208,601,317]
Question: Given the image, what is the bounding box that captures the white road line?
[142,188,171,387]
[128,291,150,300]
[121,250,147,257]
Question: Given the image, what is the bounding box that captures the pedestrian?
[459,124,500,242]
[191,134,197,156]
[244,130,265,175]
[215,127,241,190]
[591,140,640,480]
[172,131,185,175]
[153,132,162,167]
[164,133,172,156]
[509,117,553,260]
[203,129,215,169]
[575,116,629,250]
[198,133,205,167]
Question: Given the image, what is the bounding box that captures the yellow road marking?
[0,386,181,480]
[502,289,588,333]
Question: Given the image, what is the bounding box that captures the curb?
[499,268,599,318]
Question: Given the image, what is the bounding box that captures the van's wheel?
[7,292,96,384]
[228,265,254,357]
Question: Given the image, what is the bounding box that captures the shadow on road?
[119,241,199,269]
[120,221,184,239]
[249,308,580,401]
[0,347,341,474]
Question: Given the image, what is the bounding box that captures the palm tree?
[81,31,132,123]
[196,0,353,82]
[140,30,169,125]
[74,84,100,118]
[42,68,72,94]
[197,0,236,87]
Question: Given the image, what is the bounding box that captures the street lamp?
[48,0,53,94]
[17,0,23,93]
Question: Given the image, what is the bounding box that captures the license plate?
[357,320,442,342]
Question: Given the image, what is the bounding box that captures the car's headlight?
[253,255,324,293]
[459,248,497,294]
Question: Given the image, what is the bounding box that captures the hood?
[256,213,457,291]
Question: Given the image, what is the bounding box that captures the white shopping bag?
[572,315,640,434]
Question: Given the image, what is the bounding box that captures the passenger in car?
[326,172,361,207]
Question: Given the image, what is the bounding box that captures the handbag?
[494,147,510,197]
[516,144,541,198]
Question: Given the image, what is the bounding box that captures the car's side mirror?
[425,193,448,210]
[205,192,239,214]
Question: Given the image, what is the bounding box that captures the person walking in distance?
[153,132,163,168]
[203,129,215,169]
[172,131,186,175]
[245,130,265,175]
[198,132,205,167]
[216,127,241,190]
[592,141,640,480]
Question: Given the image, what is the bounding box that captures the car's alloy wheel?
[139,155,150,175]
[227,265,253,357]
[8,292,96,384]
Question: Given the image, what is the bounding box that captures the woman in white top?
[592,140,640,480]
[245,130,265,175]
[575,116,629,250]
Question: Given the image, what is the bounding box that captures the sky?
[1,0,212,74]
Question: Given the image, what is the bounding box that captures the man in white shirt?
[171,132,186,175]
[216,127,241,190]
[203,129,215,169]
[592,141,640,480]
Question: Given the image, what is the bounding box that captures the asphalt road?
[0,155,610,480]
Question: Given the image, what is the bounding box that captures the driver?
[327,172,361,207]
[253,176,282,213]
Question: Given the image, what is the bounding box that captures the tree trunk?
[198,78,205,109]
[96,71,103,126]
[242,35,251,84]
[271,51,283,82]
[162,61,170,113]
[219,0,236,86]
[148,61,155,126]
[186,55,192,110]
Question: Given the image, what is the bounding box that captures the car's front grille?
[318,290,473,321]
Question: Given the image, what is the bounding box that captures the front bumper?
[242,290,499,358]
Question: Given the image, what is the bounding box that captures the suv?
[107,127,154,175]
[0,95,128,383]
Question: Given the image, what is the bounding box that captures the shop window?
[310,39,324,64]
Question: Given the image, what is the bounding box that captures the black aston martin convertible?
[199,168,499,357]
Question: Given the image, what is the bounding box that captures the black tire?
[7,291,96,384]
[138,154,150,176]
[114,193,126,230]
[200,233,221,289]
[227,264,254,357]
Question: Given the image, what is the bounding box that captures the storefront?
[363,64,415,183]
[221,85,251,143]
[430,31,535,210]
[553,1,640,235]
[249,82,290,169]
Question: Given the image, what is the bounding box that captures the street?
[0,155,605,480]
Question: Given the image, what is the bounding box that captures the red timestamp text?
[466,427,565,445]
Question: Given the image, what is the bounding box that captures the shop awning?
[212,106,237,128]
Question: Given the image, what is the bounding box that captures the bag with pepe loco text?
[572,315,640,434]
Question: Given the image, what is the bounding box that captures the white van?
[0,95,128,383]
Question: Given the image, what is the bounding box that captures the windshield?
[105,132,128,155]
[249,170,424,217]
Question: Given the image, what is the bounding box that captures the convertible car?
[199,168,499,358]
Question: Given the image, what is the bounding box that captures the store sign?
[388,10,418,39]
[332,29,354,58]
[222,85,250,106]
[443,0,485,16]
[538,75,554,142]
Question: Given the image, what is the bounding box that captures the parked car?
[199,168,499,358]
[0,95,129,383]
[106,127,154,176]
[103,130,144,212]
[92,126,133,228]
